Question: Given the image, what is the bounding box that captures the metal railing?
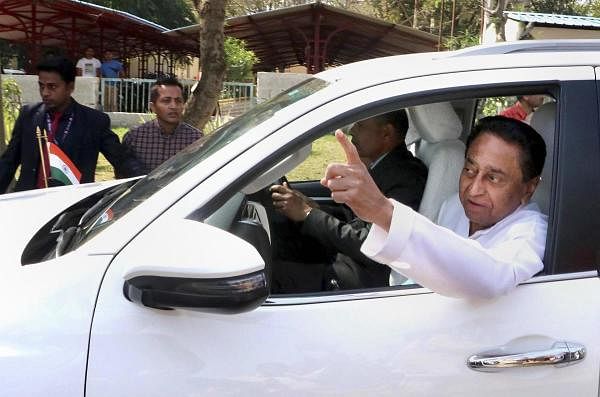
[99,78,256,116]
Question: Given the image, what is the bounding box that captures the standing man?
[122,77,202,174]
[76,47,101,78]
[0,56,143,194]
[101,50,124,112]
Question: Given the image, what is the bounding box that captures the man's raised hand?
[321,130,393,230]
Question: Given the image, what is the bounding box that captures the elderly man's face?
[349,117,388,164]
[459,132,538,234]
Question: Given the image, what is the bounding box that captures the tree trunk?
[183,0,227,131]
[495,0,508,42]
[482,0,508,43]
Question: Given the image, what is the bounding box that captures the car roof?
[444,39,600,57]
[316,39,600,89]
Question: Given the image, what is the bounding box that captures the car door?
[86,66,600,396]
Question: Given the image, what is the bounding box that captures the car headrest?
[406,102,463,144]
[529,101,556,215]
[530,101,556,147]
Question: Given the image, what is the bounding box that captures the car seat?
[407,102,465,221]
[529,101,556,215]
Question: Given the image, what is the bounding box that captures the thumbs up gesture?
[321,130,393,231]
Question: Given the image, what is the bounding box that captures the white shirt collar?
[369,151,389,169]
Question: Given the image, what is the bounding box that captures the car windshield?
[74,77,329,246]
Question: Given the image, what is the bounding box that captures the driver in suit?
[270,109,427,291]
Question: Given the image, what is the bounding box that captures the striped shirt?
[122,119,202,173]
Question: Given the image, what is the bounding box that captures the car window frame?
[157,66,598,303]
[548,76,600,275]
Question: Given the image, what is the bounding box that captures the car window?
[206,91,559,298]
[476,95,553,123]
[286,133,347,181]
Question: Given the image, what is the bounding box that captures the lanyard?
[45,112,74,144]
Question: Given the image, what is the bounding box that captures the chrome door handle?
[467,341,586,372]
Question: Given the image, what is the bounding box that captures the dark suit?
[300,144,427,289]
[0,99,143,193]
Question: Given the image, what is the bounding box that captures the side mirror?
[123,270,267,313]
[120,218,268,314]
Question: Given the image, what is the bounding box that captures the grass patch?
[95,127,127,182]
[287,134,345,181]
[95,130,345,182]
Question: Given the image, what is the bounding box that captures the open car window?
[204,92,557,298]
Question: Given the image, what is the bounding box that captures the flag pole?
[36,126,49,188]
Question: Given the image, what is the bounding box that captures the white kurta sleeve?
[361,200,546,299]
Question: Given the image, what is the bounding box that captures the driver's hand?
[270,182,317,222]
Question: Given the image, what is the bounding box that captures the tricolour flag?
[47,142,81,185]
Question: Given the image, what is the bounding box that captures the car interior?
[20,90,556,296]
[204,91,556,297]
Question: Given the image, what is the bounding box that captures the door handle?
[467,341,586,372]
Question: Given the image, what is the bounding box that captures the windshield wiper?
[55,226,79,257]
[50,208,87,234]
[55,182,137,256]
[78,183,131,227]
[45,208,87,259]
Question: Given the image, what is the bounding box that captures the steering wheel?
[245,175,297,260]
[277,175,289,187]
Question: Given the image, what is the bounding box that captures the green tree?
[444,29,480,50]
[482,0,587,43]
[0,40,27,71]
[226,0,310,17]
[359,0,483,47]
[529,0,579,14]
[0,77,22,151]
[224,37,259,82]
[573,0,600,16]
[86,0,197,29]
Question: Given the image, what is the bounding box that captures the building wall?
[2,74,153,128]
[256,72,311,103]
[530,26,600,40]
[482,23,500,44]
[504,19,524,41]
[3,74,98,109]
[503,19,600,42]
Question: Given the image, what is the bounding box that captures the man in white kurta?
[361,194,547,299]
[322,115,548,299]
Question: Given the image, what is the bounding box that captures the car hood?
[0,180,130,264]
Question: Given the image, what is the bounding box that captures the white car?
[1,40,599,396]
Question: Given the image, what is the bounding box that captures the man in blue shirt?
[101,50,124,111]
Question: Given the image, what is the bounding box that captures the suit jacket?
[0,100,143,193]
[301,144,428,289]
